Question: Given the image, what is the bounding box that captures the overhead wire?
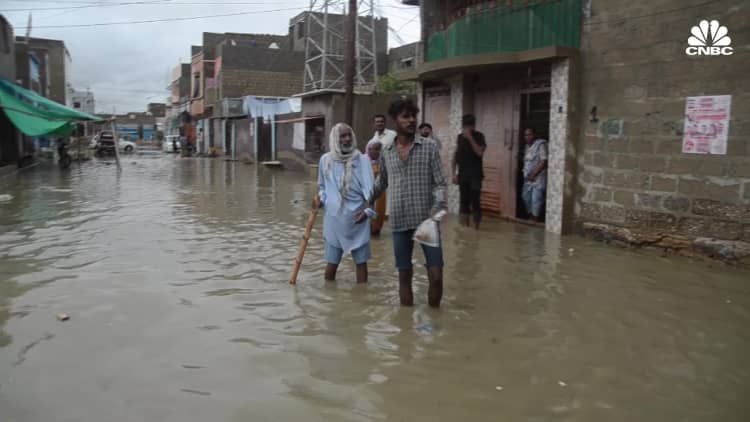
[13,6,309,30]
[583,0,723,25]
[1,1,302,12]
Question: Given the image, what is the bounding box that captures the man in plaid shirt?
[373,98,447,308]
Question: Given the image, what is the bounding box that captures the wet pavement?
[0,156,749,422]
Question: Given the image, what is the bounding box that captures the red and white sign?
[682,95,731,155]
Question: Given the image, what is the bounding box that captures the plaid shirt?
[374,136,446,232]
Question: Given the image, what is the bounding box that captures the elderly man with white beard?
[313,123,376,284]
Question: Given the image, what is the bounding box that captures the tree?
[377,73,416,95]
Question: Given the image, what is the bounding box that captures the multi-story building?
[71,89,95,114]
[409,0,749,261]
[0,15,14,81]
[190,32,289,120]
[166,63,191,136]
[14,36,72,105]
[0,14,19,168]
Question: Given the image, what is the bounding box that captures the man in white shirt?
[370,114,396,148]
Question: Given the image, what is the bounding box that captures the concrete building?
[387,42,419,80]
[71,89,95,114]
[214,39,304,100]
[575,0,749,260]
[14,36,72,105]
[185,32,307,157]
[102,112,158,141]
[190,32,289,120]
[167,63,191,136]
[147,103,166,118]
[0,15,14,81]
[409,0,749,261]
[0,14,20,168]
[294,91,398,165]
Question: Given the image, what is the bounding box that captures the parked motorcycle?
[58,141,72,169]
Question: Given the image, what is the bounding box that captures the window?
[1,25,9,54]
[192,73,200,98]
[73,102,81,108]
[401,58,414,69]
[296,21,305,39]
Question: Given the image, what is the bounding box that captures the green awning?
[0,77,103,137]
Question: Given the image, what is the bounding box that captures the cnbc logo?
[686,20,733,56]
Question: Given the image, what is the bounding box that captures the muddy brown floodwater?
[0,157,749,422]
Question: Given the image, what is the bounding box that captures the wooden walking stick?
[289,201,319,285]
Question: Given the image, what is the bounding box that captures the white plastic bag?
[413,210,447,247]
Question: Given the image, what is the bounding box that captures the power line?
[395,14,419,32]
[37,0,171,22]
[3,0,414,12]
[1,1,299,12]
[585,0,722,25]
[4,1,106,3]
[13,7,306,29]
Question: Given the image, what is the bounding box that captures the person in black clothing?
[451,114,486,229]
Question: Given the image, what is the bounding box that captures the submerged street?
[0,156,748,421]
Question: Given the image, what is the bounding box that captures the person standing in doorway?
[366,139,386,236]
[419,123,442,151]
[370,114,397,148]
[314,123,376,283]
[373,99,447,308]
[522,128,548,222]
[451,114,486,229]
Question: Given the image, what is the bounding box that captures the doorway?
[422,88,451,171]
[516,90,550,221]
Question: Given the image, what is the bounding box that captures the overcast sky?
[2,0,420,113]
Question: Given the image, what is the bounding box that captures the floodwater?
[0,156,748,422]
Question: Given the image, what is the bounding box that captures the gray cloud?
[2,0,419,113]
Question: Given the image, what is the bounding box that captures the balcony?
[426,0,581,62]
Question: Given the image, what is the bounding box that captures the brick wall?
[220,69,303,98]
[576,0,750,248]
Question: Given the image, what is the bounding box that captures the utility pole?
[343,0,357,125]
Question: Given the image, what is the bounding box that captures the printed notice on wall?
[682,95,731,155]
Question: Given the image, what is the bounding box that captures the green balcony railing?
[427,0,581,62]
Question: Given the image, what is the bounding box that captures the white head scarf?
[326,123,360,211]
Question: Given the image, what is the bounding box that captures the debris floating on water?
[495,386,504,391]
[558,380,567,387]
[56,313,70,321]
[0,194,13,202]
[725,299,732,304]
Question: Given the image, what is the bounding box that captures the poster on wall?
[682,95,731,155]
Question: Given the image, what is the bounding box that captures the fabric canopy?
[0,77,102,137]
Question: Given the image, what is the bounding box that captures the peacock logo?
[686,20,734,56]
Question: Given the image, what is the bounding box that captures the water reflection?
[0,158,748,421]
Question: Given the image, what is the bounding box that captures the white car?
[119,138,137,153]
[163,135,181,153]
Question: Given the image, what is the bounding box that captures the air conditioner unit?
[222,98,244,117]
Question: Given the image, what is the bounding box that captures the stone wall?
[576,0,750,261]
